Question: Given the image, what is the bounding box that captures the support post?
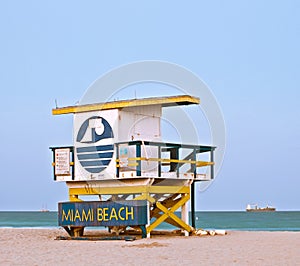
[146,201,151,238]
[170,147,179,177]
[210,149,214,179]
[52,148,56,181]
[158,146,161,177]
[136,143,141,176]
[116,144,119,178]
[181,199,189,236]
[191,182,196,229]
[191,148,197,229]
[71,147,75,180]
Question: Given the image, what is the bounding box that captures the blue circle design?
[76,116,114,173]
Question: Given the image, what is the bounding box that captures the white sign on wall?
[55,148,70,176]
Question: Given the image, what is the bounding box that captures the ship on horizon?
[246,204,276,212]
[40,204,49,212]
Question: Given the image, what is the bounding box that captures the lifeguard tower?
[50,95,215,238]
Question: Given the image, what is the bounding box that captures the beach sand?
[0,229,299,265]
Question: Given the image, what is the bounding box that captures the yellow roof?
[52,95,200,115]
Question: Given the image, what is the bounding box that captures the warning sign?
[55,148,70,176]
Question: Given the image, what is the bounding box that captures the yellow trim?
[134,194,156,204]
[127,163,139,167]
[146,193,192,233]
[69,186,149,196]
[129,157,214,167]
[52,95,200,115]
[116,163,139,167]
[69,195,83,202]
[69,185,188,197]
[149,186,190,194]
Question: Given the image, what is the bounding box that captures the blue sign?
[58,200,148,227]
[76,116,114,174]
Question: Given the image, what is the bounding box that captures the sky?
[0,1,299,211]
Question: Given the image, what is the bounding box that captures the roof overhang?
[52,95,200,115]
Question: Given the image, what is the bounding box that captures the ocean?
[0,211,299,231]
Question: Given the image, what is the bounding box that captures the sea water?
[0,211,299,231]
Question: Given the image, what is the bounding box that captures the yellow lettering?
[74,209,82,221]
[103,207,109,221]
[82,208,93,222]
[118,207,125,220]
[62,209,73,222]
[126,207,134,220]
[96,206,135,222]
[109,207,118,220]
[97,208,103,221]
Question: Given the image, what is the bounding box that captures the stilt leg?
[182,200,189,236]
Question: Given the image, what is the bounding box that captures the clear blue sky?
[0,1,299,211]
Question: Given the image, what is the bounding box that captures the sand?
[0,229,299,266]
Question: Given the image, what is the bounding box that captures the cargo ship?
[246,204,276,212]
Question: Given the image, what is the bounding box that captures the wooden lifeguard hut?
[50,95,215,238]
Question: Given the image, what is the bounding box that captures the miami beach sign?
[58,200,148,227]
